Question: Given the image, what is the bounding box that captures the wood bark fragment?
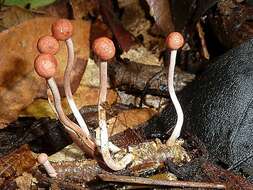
[109,61,194,98]
[202,162,253,190]
[33,139,190,185]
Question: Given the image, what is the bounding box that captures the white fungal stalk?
[167,50,184,143]
[64,38,91,136]
[99,61,133,171]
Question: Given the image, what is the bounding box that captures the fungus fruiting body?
[37,153,57,178]
[165,32,185,145]
[34,54,58,79]
[34,33,96,156]
[166,32,184,50]
[35,19,133,170]
[37,35,59,54]
[51,19,90,136]
[51,19,73,41]
[93,37,133,171]
[93,37,116,61]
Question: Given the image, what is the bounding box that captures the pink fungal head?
[37,153,48,164]
[34,54,58,79]
[51,19,73,41]
[166,32,184,50]
[37,35,59,55]
[92,37,116,61]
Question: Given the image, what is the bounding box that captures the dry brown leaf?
[21,57,117,119]
[21,87,118,119]
[70,0,97,19]
[145,0,174,35]
[38,0,70,18]
[107,108,156,136]
[0,17,90,128]
[0,6,35,32]
[15,172,33,190]
[0,145,36,179]
[0,2,69,32]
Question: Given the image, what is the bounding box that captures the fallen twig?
[98,173,226,189]
[196,21,210,60]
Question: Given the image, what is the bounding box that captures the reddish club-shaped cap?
[52,19,73,41]
[166,32,184,50]
[92,37,115,61]
[37,153,48,164]
[34,54,58,79]
[37,35,59,54]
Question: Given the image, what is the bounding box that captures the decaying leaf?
[119,0,166,64]
[145,0,174,35]
[70,0,97,20]
[0,145,36,179]
[21,87,118,119]
[38,0,70,18]
[107,108,156,136]
[15,172,33,190]
[0,2,71,32]
[0,17,90,128]
[0,6,35,32]
[120,46,162,65]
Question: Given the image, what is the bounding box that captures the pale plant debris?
[121,46,162,66]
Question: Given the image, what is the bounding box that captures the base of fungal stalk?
[101,149,133,171]
[95,127,121,153]
[98,60,133,170]
[98,106,133,171]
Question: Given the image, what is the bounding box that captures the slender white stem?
[48,78,76,127]
[47,89,59,118]
[64,38,90,136]
[47,78,96,155]
[167,50,184,144]
[99,61,133,171]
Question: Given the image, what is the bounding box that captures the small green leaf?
[3,0,56,9]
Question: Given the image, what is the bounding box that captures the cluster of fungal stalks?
[34,19,185,174]
[34,19,132,172]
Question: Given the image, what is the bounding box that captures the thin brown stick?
[98,174,226,189]
[196,21,210,60]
